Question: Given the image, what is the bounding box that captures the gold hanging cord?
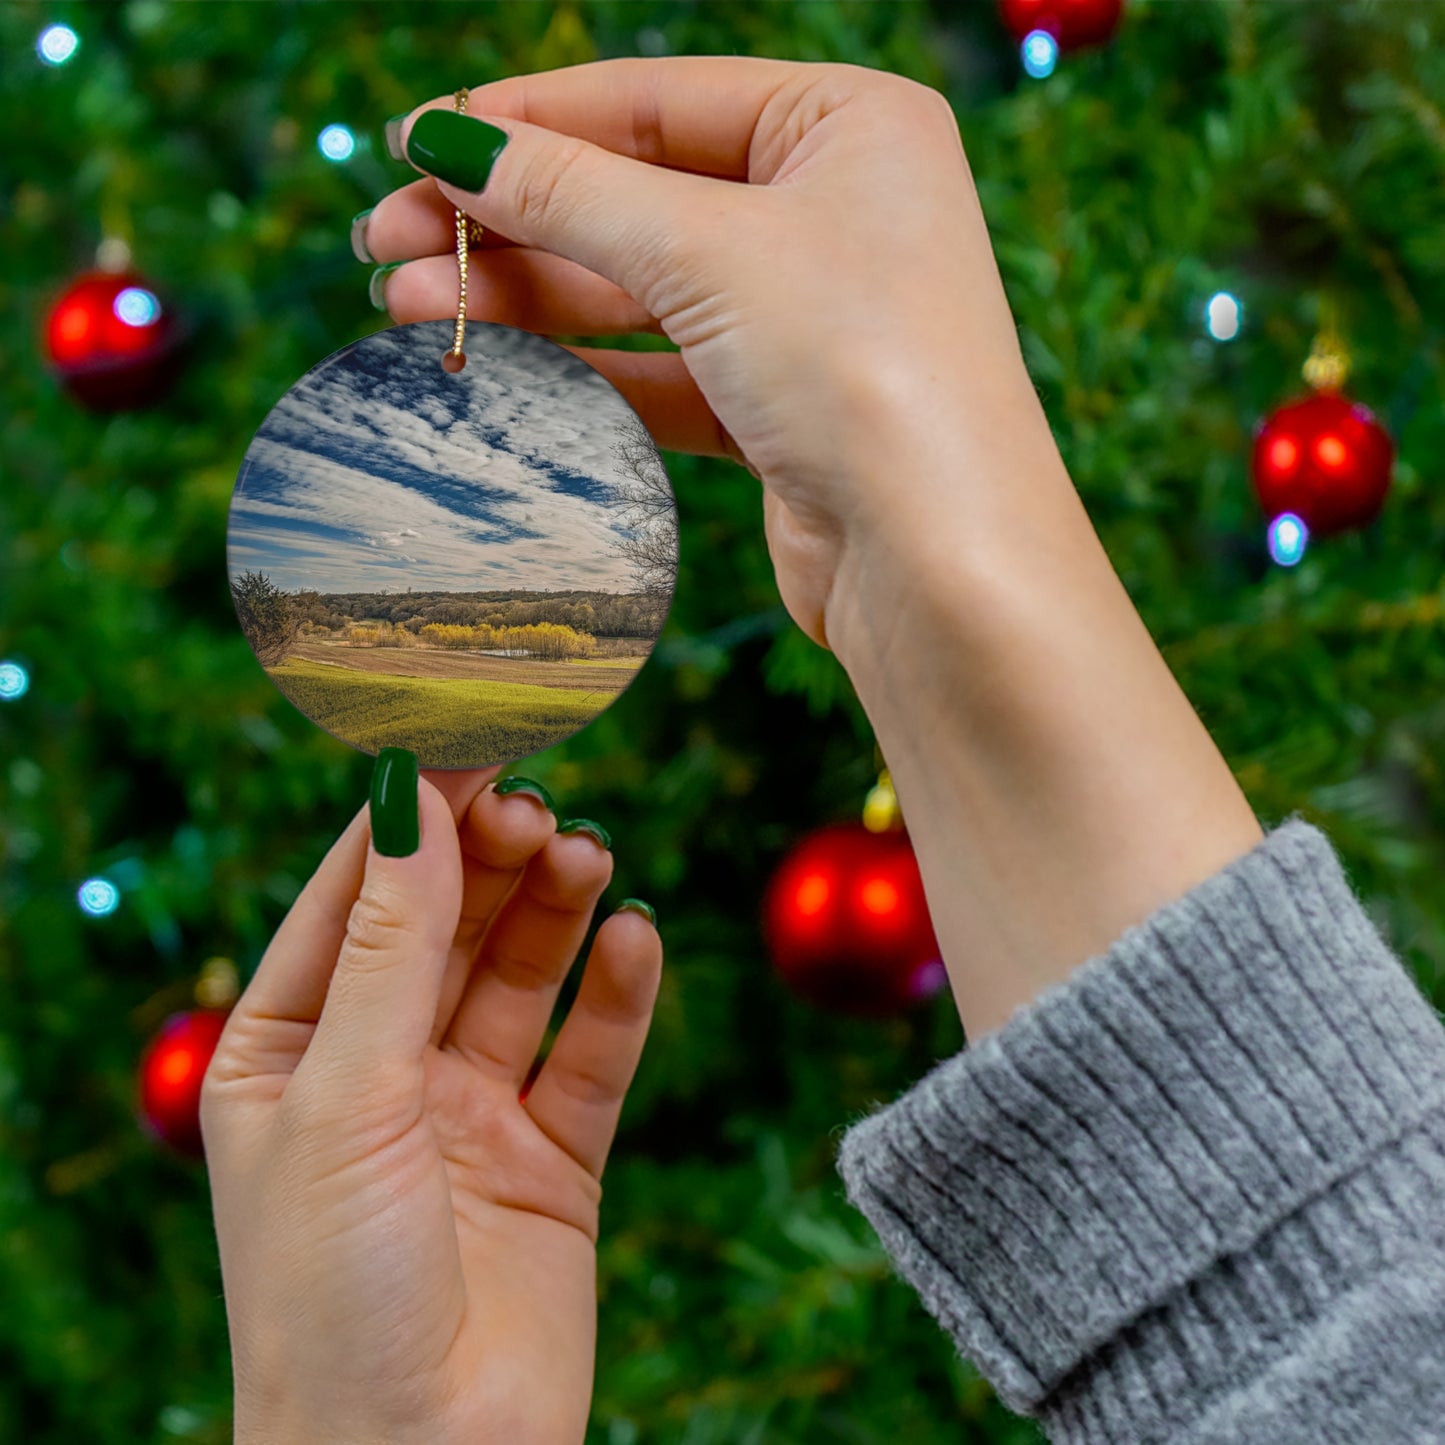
[443,88,487,371]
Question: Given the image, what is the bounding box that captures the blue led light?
[0,661,29,700]
[1022,30,1059,79]
[1205,291,1243,341]
[114,287,161,327]
[318,124,356,162]
[1268,512,1309,567]
[38,24,79,66]
[78,877,121,917]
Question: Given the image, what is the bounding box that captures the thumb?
[303,749,463,1091]
[397,105,745,316]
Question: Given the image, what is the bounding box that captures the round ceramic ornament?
[226,95,677,769]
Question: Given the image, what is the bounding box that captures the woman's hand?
[361,56,1061,661]
[201,760,662,1445]
[360,60,1263,1042]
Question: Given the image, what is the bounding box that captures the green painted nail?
[369,261,404,311]
[384,113,408,162]
[558,818,611,851]
[350,208,375,264]
[493,775,556,813]
[617,898,656,926]
[405,109,510,192]
[370,747,419,857]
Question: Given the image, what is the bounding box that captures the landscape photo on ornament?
[226,321,677,768]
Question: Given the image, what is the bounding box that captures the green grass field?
[268,658,606,766]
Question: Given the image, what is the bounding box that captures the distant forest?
[291,587,666,639]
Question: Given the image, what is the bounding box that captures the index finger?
[404,54,809,181]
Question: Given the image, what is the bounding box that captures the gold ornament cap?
[1302,295,1350,393]
[863,767,903,833]
[194,956,240,1010]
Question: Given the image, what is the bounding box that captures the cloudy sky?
[227,320,666,595]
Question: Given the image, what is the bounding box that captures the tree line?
[231,572,650,667]
[289,586,662,638]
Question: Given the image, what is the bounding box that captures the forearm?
[826,379,1263,1040]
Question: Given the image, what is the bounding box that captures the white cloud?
[228,320,672,595]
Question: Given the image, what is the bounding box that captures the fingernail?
[350,208,375,263]
[384,113,409,162]
[493,775,556,814]
[616,897,656,926]
[558,818,611,851]
[369,261,404,311]
[405,110,510,192]
[370,747,419,857]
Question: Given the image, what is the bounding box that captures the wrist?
[824,383,1080,679]
[823,410,1262,1039]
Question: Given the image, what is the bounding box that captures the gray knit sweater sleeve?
[834,817,1445,1444]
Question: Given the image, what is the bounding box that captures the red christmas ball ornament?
[998,0,1125,50]
[1251,392,1394,538]
[44,269,183,410]
[137,1008,230,1158]
[763,821,946,1018]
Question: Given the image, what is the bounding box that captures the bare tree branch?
[605,413,679,635]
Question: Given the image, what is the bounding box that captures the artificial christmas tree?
[3,6,1442,1444]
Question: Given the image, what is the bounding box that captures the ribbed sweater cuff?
[834,817,1445,1430]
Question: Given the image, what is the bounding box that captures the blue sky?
[227,320,662,595]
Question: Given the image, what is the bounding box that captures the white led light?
[78,878,121,917]
[318,124,356,162]
[114,287,161,327]
[1206,291,1243,341]
[0,661,29,700]
[38,24,79,66]
[1022,30,1059,79]
[1267,512,1308,567]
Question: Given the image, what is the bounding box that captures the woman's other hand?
[202,759,662,1445]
